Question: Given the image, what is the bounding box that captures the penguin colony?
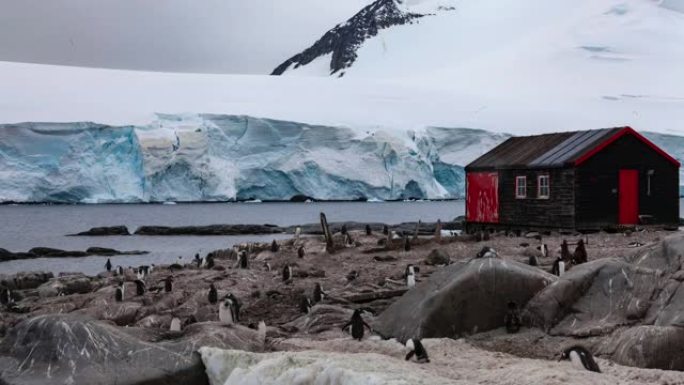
[85,227,603,372]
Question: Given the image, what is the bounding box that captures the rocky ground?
[1,226,683,385]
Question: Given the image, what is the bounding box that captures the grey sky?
[0,0,369,74]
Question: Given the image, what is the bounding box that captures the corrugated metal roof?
[466,127,625,170]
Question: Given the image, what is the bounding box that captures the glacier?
[0,115,509,203]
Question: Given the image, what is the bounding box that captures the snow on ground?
[200,338,684,385]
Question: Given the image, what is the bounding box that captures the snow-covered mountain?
[0,115,508,203]
[1,116,682,204]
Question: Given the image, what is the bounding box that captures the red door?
[466,172,499,223]
[618,169,639,225]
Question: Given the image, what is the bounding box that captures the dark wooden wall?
[576,134,680,228]
[497,168,575,229]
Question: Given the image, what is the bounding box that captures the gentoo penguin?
[299,296,313,314]
[297,246,305,259]
[164,276,173,292]
[206,254,215,269]
[344,232,354,246]
[561,240,572,263]
[342,309,372,341]
[271,240,279,253]
[475,247,498,259]
[136,268,145,281]
[528,254,539,267]
[282,265,293,282]
[295,226,302,239]
[208,283,218,304]
[382,225,389,235]
[405,338,430,363]
[313,283,326,303]
[573,239,588,264]
[341,224,348,235]
[170,317,182,332]
[365,224,372,235]
[403,236,411,252]
[504,301,521,333]
[195,254,204,268]
[404,264,416,288]
[115,281,125,302]
[134,279,146,296]
[227,293,241,322]
[105,258,112,272]
[238,251,249,269]
[115,266,124,276]
[263,261,271,271]
[0,287,13,305]
[219,294,239,324]
[537,243,548,258]
[551,257,566,277]
[559,345,601,373]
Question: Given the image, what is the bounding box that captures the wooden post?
[434,219,442,242]
[320,212,334,253]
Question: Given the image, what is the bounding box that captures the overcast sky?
[0,0,369,74]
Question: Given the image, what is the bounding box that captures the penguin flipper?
[341,321,351,331]
[405,351,415,361]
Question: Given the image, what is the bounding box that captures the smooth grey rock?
[424,249,450,265]
[374,258,555,341]
[599,326,684,370]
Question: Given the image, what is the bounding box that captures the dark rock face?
[134,224,282,236]
[0,271,54,290]
[374,258,556,341]
[424,249,450,265]
[271,0,428,76]
[0,247,147,261]
[71,225,130,236]
[0,314,265,385]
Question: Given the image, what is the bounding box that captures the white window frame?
[537,174,550,199]
[515,176,527,199]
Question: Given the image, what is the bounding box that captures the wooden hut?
[464,126,680,231]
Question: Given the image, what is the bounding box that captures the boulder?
[374,258,556,341]
[598,326,684,370]
[71,225,131,236]
[0,271,54,290]
[424,248,450,265]
[282,304,356,334]
[525,258,661,337]
[37,274,95,297]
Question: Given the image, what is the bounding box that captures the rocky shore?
[0,247,148,262]
[1,225,684,384]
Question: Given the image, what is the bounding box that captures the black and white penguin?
[136,268,145,281]
[282,265,293,282]
[263,261,271,271]
[134,279,146,296]
[573,239,588,264]
[403,236,411,252]
[365,224,372,236]
[219,294,240,324]
[475,247,498,259]
[238,251,249,269]
[170,317,182,332]
[0,287,13,305]
[559,345,601,373]
[105,258,112,272]
[551,257,566,277]
[208,283,218,304]
[344,232,354,246]
[115,265,124,276]
[206,254,215,269]
[537,243,548,258]
[164,276,173,292]
[341,224,348,235]
[342,309,372,341]
[404,264,416,288]
[528,254,539,267]
[195,254,204,268]
[271,239,279,253]
[383,225,389,235]
[297,245,305,259]
[504,301,521,333]
[561,240,572,263]
[227,293,241,322]
[405,338,430,363]
[346,270,359,282]
[299,296,313,314]
[313,282,326,303]
[115,281,125,302]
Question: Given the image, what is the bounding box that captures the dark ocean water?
[0,201,463,275]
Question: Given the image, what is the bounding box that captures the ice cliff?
[0,114,509,203]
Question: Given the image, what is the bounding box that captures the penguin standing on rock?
[164,276,173,292]
[404,264,417,288]
[237,251,249,269]
[208,283,218,304]
[405,338,430,363]
[282,265,293,282]
[115,281,125,302]
[313,283,326,303]
[342,309,372,341]
[299,296,313,314]
[403,236,411,252]
[134,279,146,296]
[561,240,572,263]
[297,246,305,259]
[194,253,202,267]
[206,254,215,269]
[475,247,498,259]
[219,294,240,324]
[551,257,566,277]
[504,301,521,333]
[1,287,13,306]
[271,240,279,253]
[365,224,372,235]
[115,266,124,276]
[105,258,112,272]
[559,345,601,373]
[573,239,588,264]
